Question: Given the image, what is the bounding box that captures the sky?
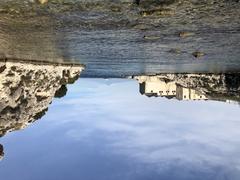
[0,78,240,180]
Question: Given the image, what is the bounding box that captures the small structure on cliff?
[139,76,177,98]
[136,75,207,100]
[133,73,240,103]
[176,87,207,100]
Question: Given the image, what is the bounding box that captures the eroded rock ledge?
[0,59,84,137]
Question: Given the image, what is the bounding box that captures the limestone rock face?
[0,59,84,137]
[37,0,48,4]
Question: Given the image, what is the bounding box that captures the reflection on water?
[0,15,68,62]
[1,1,240,76]
[133,73,240,104]
[0,59,84,139]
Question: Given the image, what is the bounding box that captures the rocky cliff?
[0,59,84,137]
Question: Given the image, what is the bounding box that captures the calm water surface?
[1,0,240,77]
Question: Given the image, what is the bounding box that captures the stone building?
[139,79,177,97]
[134,75,208,100]
[176,86,208,100]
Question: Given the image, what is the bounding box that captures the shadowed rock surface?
[0,0,240,77]
[0,59,84,137]
[133,73,240,103]
[0,144,3,160]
